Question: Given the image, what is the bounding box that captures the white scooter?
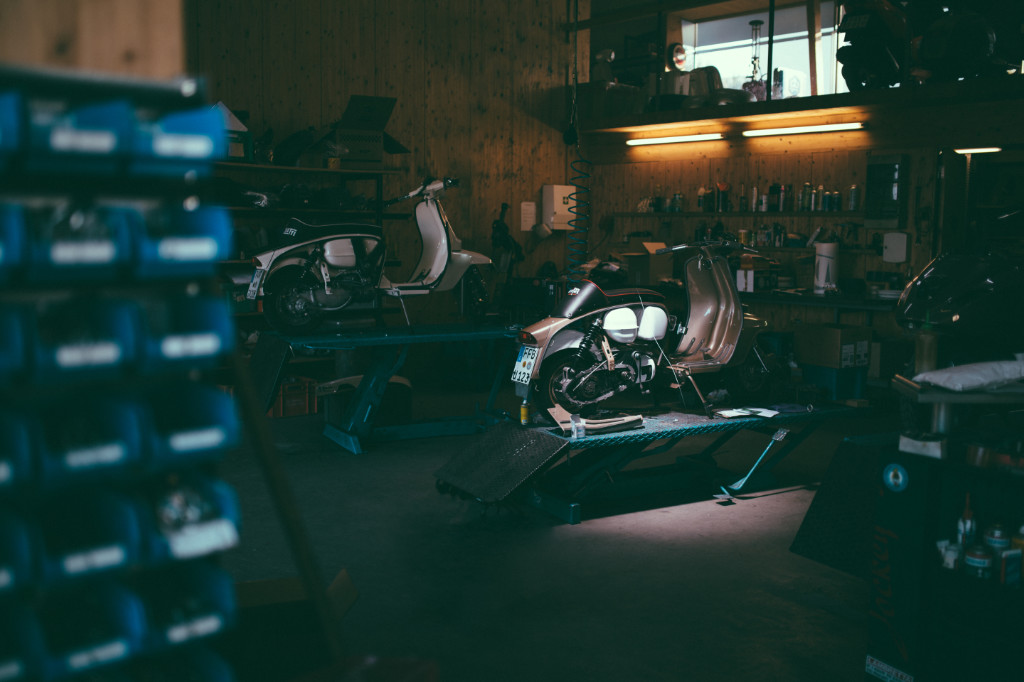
[244,177,491,333]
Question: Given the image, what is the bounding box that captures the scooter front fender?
[434,249,491,292]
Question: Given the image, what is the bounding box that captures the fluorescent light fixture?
[742,122,864,137]
[953,147,1002,154]
[626,133,724,146]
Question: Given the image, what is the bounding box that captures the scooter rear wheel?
[536,351,598,415]
[263,266,324,335]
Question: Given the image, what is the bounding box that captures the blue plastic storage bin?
[131,106,227,177]
[25,204,134,283]
[35,395,147,490]
[0,304,29,384]
[146,382,240,468]
[26,99,134,175]
[0,91,23,171]
[138,296,235,374]
[0,203,27,284]
[35,580,146,680]
[135,560,236,652]
[0,601,45,681]
[133,206,233,279]
[0,511,34,595]
[30,297,141,384]
[0,409,32,497]
[36,491,142,584]
[138,474,241,563]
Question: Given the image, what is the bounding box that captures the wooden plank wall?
[184,0,590,323]
[0,0,184,78]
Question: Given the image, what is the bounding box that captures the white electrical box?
[542,185,575,231]
[883,231,908,263]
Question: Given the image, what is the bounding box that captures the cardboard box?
[801,364,867,401]
[614,240,672,286]
[794,323,871,369]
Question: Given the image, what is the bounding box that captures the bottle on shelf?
[956,492,976,548]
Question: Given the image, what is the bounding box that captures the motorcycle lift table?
[247,323,521,454]
[435,406,848,524]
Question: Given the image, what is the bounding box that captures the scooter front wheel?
[263,266,324,335]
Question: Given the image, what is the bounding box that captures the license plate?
[246,268,267,299]
[511,345,539,384]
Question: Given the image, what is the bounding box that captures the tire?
[263,266,324,335]
[724,349,779,404]
[534,351,596,415]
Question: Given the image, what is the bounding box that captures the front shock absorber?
[573,317,604,368]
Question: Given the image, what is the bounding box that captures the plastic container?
[35,395,147,490]
[137,296,235,374]
[0,510,34,595]
[0,203,27,284]
[25,204,135,283]
[131,106,227,177]
[138,474,241,563]
[134,560,236,651]
[35,580,146,679]
[133,205,233,279]
[26,99,135,175]
[30,298,141,384]
[36,491,142,584]
[145,382,240,469]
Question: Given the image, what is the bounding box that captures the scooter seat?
[601,287,665,307]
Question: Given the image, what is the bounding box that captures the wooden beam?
[805,0,821,96]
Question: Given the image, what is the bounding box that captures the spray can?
[520,398,531,426]
[956,493,976,547]
[848,184,860,211]
[914,316,938,375]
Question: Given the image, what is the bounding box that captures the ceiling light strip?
[741,122,864,137]
[953,147,1002,154]
[626,133,724,146]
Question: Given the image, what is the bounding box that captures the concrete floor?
[215,383,891,682]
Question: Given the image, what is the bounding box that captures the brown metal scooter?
[511,239,773,417]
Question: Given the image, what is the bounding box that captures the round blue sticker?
[883,463,909,492]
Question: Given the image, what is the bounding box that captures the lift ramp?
[435,421,568,503]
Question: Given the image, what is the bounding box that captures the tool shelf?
[0,65,241,681]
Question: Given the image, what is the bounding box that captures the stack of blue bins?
[0,64,242,682]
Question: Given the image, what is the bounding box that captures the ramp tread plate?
[551,408,843,447]
[435,421,568,503]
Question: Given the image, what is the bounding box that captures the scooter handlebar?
[382,176,459,207]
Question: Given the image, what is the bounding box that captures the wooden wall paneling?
[468,0,514,260]
[186,0,265,134]
[320,2,374,149]
[513,0,570,278]
[260,0,322,141]
[371,0,423,190]
[80,0,184,78]
[1,0,183,78]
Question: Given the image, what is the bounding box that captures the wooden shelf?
[611,211,863,219]
[580,77,1024,134]
[215,161,403,179]
[226,207,411,221]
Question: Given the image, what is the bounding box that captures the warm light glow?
[741,122,864,137]
[953,147,1002,154]
[626,133,724,146]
